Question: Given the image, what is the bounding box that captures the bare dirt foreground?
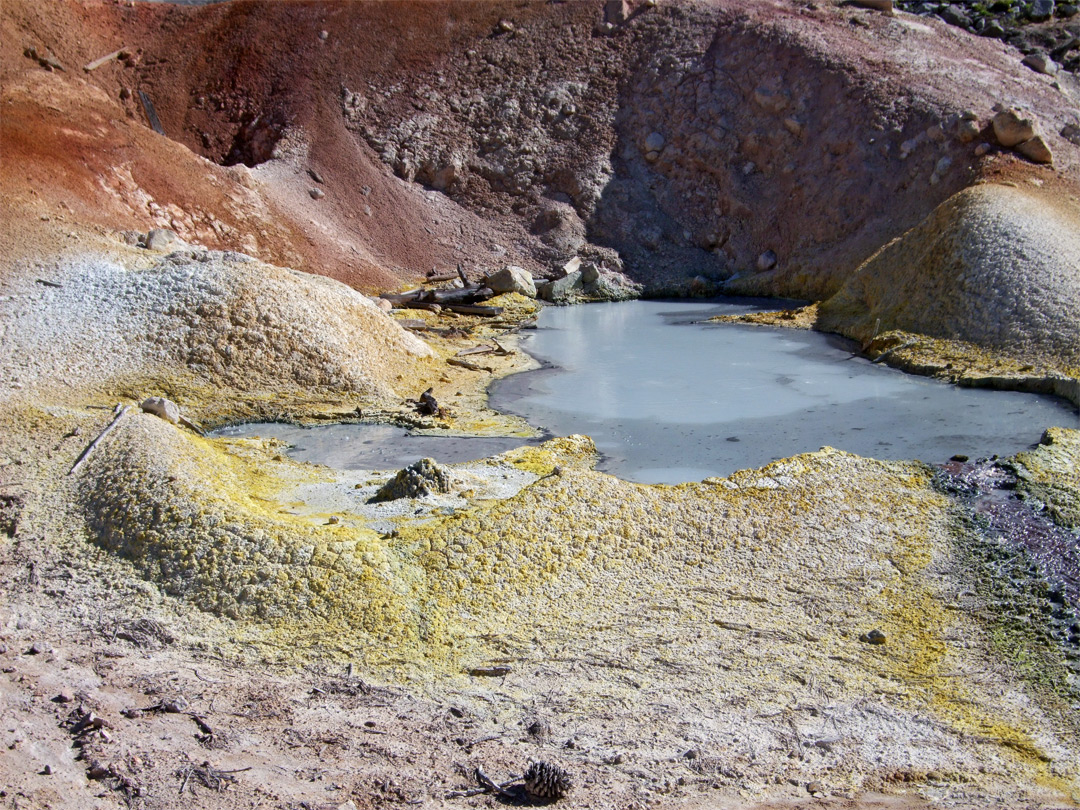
[2,1,1080,809]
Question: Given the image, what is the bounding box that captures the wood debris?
[69,404,129,475]
[84,48,128,72]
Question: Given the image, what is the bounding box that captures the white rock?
[145,229,178,251]
[140,396,181,425]
[643,132,665,152]
[484,265,536,298]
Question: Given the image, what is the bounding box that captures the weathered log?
[446,305,503,317]
[84,48,127,72]
[447,357,493,372]
[424,286,494,305]
[380,290,423,304]
[401,301,442,313]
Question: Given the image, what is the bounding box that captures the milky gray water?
[488,300,1077,483]
[218,299,1076,484]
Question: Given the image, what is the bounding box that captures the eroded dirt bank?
[2,1,1080,808]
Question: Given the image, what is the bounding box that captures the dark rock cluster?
[896,1,1080,74]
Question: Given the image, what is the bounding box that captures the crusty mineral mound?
[371,458,451,503]
[818,183,1080,370]
[0,245,433,407]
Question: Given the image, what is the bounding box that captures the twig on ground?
[69,404,128,475]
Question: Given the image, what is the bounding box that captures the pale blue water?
[488,300,1077,483]
[217,299,1077,484]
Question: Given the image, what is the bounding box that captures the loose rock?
[370,458,451,502]
[1021,53,1059,76]
[643,131,665,153]
[484,265,536,298]
[757,250,777,271]
[1015,135,1053,164]
[992,109,1036,148]
[144,228,178,251]
[140,396,181,425]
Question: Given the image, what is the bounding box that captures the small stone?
[53,691,74,704]
[645,150,660,162]
[161,696,189,713]
[925,124,946,143]
[144,228,177,251]
[960,110,979,122]
[326,516,340,525]
[933,156,952,176]
[974,142,992,156]
[318,29,329,40]
[783,117,803,137]
[938,5,971,28]
[1029,0,1054,22]
[484,265,536,298]
[753,86,787,113]
[1015,135,1053,164]
[992,109,1036,148]
[605,0,631,24]
[41,765,53,775]
[950,454,969,462]
[309,188,325,200]
[140,396,181,425]
[643,131,665,152]
[1021,52,1058,76]
[26,642,52,655]
[957,119,980,143]
[807,780,826,795]
[580,262,600,284]
[861,629,887,645]
[756,250,777,271]
[1060,3,1079,17]
[980,20,1005,37]
[1061,123,1080,146]
[497,18,514,32]
[375,297,392,313]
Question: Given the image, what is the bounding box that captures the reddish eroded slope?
[3,0,1078,298]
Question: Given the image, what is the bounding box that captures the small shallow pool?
[218,299,1077,484]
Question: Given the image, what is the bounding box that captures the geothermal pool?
[219,299,1077,484]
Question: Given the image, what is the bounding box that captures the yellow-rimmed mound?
[73,408,1080,794]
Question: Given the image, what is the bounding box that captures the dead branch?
[84,48,127,71]
[69,404,128,475]
[446,358,493,373]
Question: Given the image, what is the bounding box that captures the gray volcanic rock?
[818,184,1080,369]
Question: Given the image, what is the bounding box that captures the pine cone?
[523,760,572,801]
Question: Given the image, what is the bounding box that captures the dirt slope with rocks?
[2,1,1080,809]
